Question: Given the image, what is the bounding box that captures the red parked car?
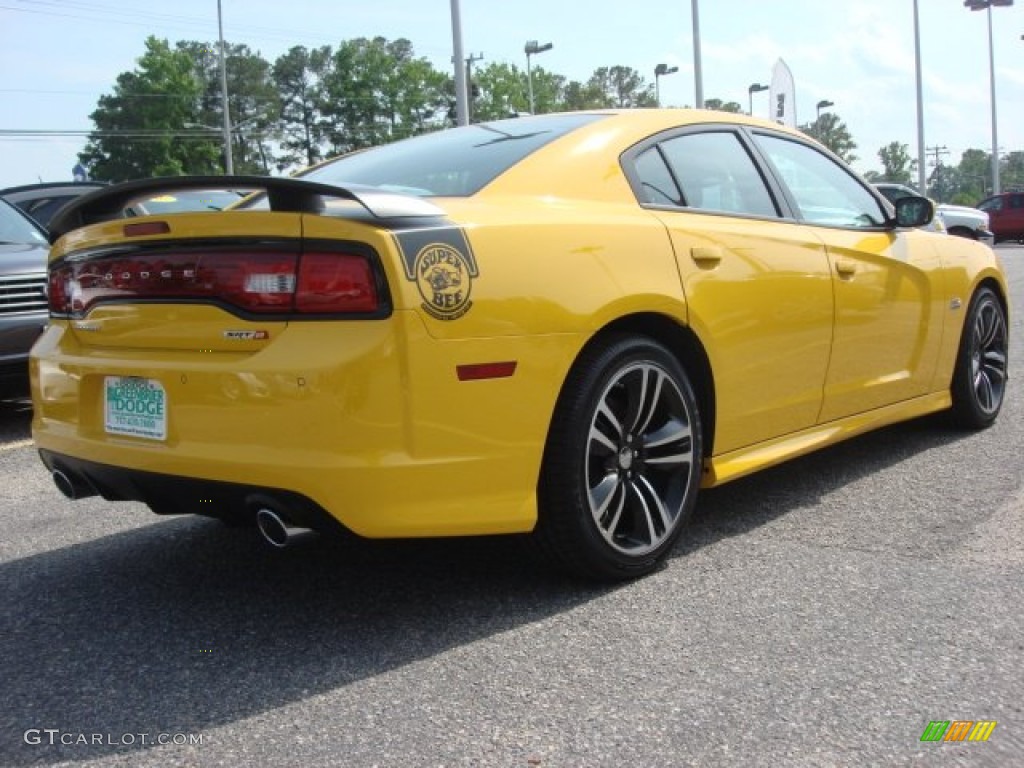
[977,191,1024,244]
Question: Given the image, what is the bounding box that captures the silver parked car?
[0,199,49,397]
[874,182,994,245]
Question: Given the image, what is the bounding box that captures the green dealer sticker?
[104,377,167,441]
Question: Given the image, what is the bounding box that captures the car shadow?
[0,411,981,765]
[673,412,972,558]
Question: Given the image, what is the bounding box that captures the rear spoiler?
[47,174,447,243]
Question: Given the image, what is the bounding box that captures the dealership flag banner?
[769,58,797,128]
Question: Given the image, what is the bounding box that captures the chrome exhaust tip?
[255,507,316,548]
[52,469,97,500]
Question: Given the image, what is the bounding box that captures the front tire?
[951,286,1008,429]
[536,336,703,581]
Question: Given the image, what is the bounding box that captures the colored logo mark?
[920,720,997,742]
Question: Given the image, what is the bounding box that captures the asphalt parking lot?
[1,246,1022,767]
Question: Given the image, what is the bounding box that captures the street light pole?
[965,0,1013,194]
[913,0,929,192]
[216,0,233,174]
[450,0,469,126]
[815,99,834,121]
[655,64,679,107]
[748,83,768,116]
[691,0,704,108]
[525,40,553,113]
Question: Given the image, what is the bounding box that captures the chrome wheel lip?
[585,361,696,557]
[971,297,1008,416]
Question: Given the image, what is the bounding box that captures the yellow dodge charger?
[31,110,1009,580]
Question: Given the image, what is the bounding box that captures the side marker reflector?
[456,362,518,381]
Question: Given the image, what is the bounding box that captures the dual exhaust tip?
[52,469,97,501]
[254,507,317,549]
[51,469,316,549]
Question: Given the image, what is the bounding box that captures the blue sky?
[1,0,1022,188]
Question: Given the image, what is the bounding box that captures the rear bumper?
[39,449,343,532]
[31,313,570,538]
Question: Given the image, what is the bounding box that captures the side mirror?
[893,195,935,229]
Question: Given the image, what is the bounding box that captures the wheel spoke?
[643,418,693,467]
[632,474,672,538]
[596,482,626,543]
[974,369,996,411]
[976,306,999,349]
[623,366,664,436]
[589,421,618,455]
[588,473,621,522]
[626,478,660,547]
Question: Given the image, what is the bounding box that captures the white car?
[874,183,994,245]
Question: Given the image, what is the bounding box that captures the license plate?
[104,377,167,441]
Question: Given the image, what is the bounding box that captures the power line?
[926,145,950,168]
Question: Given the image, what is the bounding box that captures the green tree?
[928,162,958,203]
[1001,151,1024,191]
[874,141,915,185]
[471,63,566,119]
[272,45,333,169]
[222,44,279,174]
[526,67,566,115]
[586,66,656,108]
[80,36,220,181]
[704,98,743,113]
[955,148,990,202]
[319,37,446,153]
[173,41,279,174]
[561,78,610,110]
[800,112,857,164]
[472,62,528,120]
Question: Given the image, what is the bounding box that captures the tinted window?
[658,132,778,218]
[634,147,682,205]
[299,114,607,197]
[978,197,1001,212]
[1011,195,1024,209]
[20,195,81,227]
[755,134,887,228]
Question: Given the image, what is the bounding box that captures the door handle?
[691,246,723,265]
[835,259,857,277]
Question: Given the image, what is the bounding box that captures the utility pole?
[926,145,950,169]
[465,52,484,123]
[925,145,950,198]
[216,0,233,174]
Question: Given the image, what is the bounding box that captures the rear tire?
[535,335,703,581]
[950,286,1008,429]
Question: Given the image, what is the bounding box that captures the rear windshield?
[298,113,606,197]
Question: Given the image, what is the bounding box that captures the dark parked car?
[0,181,107,229]
[977,191,1024,244]
[0,199,49,396]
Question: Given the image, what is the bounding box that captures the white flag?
[769,59,797,128]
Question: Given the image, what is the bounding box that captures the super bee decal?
[393,227,479,321]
